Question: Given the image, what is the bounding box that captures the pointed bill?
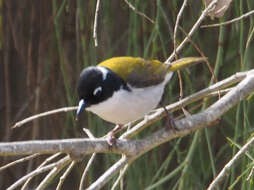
[76,99,86,120]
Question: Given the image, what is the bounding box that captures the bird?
[76,56,205,144]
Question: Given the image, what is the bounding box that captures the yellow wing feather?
[99,57,167,87]
[99,57,166,80]
[98,56,206,87]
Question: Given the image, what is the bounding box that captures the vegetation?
[1,0,254,189]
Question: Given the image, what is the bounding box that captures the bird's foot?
[106,131,116,146]
[166,114,177,130]
[106,124,122,146]
[162,106,178,131]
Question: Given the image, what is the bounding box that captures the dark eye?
[93,86,102,96]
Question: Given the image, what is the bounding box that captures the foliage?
[1,0,254,189]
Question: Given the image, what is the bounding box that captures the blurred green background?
[1,0,254,189]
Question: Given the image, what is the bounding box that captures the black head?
[76,66,130,118]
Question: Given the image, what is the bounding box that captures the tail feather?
[167,57,207,72]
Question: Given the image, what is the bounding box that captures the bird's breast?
[86,72,173,124]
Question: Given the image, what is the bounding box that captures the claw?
[107,131,116,146]
[106,124,123,146]
[162,106,178,130]
[166,114,177,130]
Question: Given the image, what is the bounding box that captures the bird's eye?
[93,86,102,96]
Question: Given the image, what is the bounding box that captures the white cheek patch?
[93,86,102,96]
[97,66,108,81]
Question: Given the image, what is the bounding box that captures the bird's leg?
[161,105,177,130]
[107,124,122,146]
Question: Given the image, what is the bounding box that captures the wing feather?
[98,57,167,87]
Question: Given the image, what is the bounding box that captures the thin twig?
[176,70,187,115]
[111,163,129,190]
[0,153,41,172]
[173,0,188,58]
[7,156,70,190]
[56,161,76,190]
[93,0,101,47]
[201,9,254,28]
[177,70,183,99]
[246,26,254,49]
[207,136,254,190]
[79,128,97,190]
[87,156,130,190]
[124,0,154,24]
[36,156,71,190]
[21,152,63,190]
[79,153,97,190]
[178,25,221,104]
[83,128,96,139]
[175,88,234,120]
[165,0,219,63]
[208,88,233,97]
[247,164,254,181]
[12,107,77,128]
[178,26,217,84]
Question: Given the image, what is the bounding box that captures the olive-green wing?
[98,57,168,88]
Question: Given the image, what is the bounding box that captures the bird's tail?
[167,57,207,72]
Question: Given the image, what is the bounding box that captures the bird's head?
[76,66,128,120]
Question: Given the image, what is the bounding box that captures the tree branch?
[165,0,219,63]
[7,156,71,190]
[93,0,101,47]
[2,70,254,158]
[1,70,254,189]
[201,9,254,28]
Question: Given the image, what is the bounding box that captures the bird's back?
[98,57,168,88]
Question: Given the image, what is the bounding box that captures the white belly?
[87,73,173,124]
